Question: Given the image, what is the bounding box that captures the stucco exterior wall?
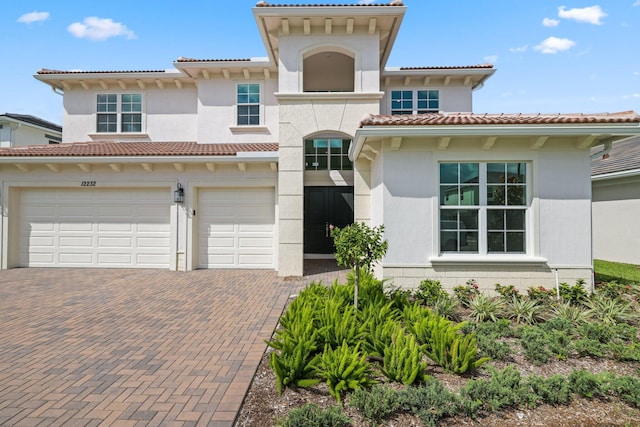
[197,78,279,144]
[0,124,57,147]
[368,137,593,290]
[592,175,640,265]
[62,87,199,143]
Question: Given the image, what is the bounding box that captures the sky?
[1,0,639,125]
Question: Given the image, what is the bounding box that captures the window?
[237,83,260,126]
[440,162,528,254]
[391,90,439,115]
[96,94,142,133]
[305,139,353,171]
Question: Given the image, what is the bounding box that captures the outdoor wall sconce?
[174,183,185,204]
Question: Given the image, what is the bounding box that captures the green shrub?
[476,331,512,360]
[415,279,448,307]
[315,341,375,403]
[550,301,591,325]
[504,296,545,325]
[432,293,461,321]
[547,329,573,361]
[586,294,637,325]
[460,365,526,412]
[526,374,571,406]
[381,328,429,385]
[269,339,321,395]
[574,338,605,358]
[520,326,552,364]
[527,285,556,305]
[453,279,480,307]
[398,378,461,426]
[595,280,629,300]
[468,292,504,323]
[386,287,413,312]
[568,369,605,398]
[279,403,352,427]
[426,320,490,374]
[402,302,436,326]
[348,384,400,423]
[495,283,520,300]
[608,342,640,362]
[608,375,640,408]
[540,316,576,334]
[316,300,365,349]
[559,280,589,305]
[406,309,450,350]
[273,300,320,347]
[361,313,401,358]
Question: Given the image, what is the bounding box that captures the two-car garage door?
[19,188,171,268]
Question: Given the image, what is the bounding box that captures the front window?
[96,94,142,133]
[391,90,439,115]
[305,139,352,171]
[440,162,528,254]
[237,83,261,126]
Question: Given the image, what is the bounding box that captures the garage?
[19,188,171,268]
[198,188,275,269]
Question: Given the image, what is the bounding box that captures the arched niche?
[303,48,355,92]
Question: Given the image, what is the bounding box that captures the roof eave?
[350,124,640,160]
[592,168,640,181]
[0,153,279,165]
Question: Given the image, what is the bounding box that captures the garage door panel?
[20,188,171,268]
[198,188,275,269]
[59,236,94,247]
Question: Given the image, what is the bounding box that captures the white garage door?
[198,188,275,269]
[20,188,171,268]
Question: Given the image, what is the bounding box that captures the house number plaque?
[80,181,96,187]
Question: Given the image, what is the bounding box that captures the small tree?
[331,222,388,309]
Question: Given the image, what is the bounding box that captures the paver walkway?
[0,265,347,427]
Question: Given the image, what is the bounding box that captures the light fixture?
[174,183,184,203]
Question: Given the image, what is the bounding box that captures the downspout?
[589,140,612,160]
[51,86,64,96]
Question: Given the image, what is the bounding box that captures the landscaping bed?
[236,271,640,426]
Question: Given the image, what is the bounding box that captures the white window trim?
[95,92,146,134]
[389,88,441,115]
[235,82,264,127]
[434,161,533,259]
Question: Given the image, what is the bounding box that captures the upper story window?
[96,94,143,133]
[305,139,353,171]
[440,162,528,254]
[391,90,439,115]
[237,83,261,126]
[303,50,355,92]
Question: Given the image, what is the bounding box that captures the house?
[592,136,640,266]
[0,113,62,147]
[0,1,638,290]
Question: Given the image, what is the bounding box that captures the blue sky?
[2,0,639,125]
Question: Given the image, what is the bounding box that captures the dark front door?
[304,186,354,254]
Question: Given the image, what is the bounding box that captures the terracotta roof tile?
[176,57,252,63]
[592,136,640,176]
[360,111,640,127]
[399,64,494,70]
[37,68,166,75]
[255,1,403,6]
[0,142,278,157]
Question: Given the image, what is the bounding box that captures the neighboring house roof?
[37,69,166,75]
[176,58,253,63]
[592,136,640,177]
[0,113,62,133]
[398,65,494,70]
[0,142,278,157]
[359,111,640,127]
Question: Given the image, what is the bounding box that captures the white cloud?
[484,55,498,64]
[558,5,607,25]
[534,36,575,54]
[67,17,135,41]
[543,17,560,27]
[17,11,50,24]
[358,0,376,3]
[509,45,528,53]
[623,94,640,99]
[634,1,640,6]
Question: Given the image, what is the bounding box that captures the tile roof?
[176,57,252,63]
[37,68,166,75]
[0,113,62,132]
[360,111,640,127]
[0,142,278,157]
[399,64,494,70]
[592,136,640,176]
[255,1,403,6]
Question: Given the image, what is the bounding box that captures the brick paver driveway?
[0,268,322,426]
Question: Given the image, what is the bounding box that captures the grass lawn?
[594,259,640,285]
